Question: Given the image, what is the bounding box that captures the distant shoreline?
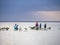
[0,21,60,22]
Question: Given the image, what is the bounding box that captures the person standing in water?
[44,23,46,30]
[35,22,38,30]
[14,24,19,31]
[40,23,41,30]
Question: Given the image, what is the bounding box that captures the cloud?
[32,11,60,21]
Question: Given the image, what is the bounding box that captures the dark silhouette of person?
[44,24,46,30]
[40,23,41,29]
[35,22,38,30]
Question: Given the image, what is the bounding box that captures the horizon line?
[0,21,60,22]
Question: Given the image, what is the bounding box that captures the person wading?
[35,22,38,30]
[40,23,41,30]
[44,24,46,30]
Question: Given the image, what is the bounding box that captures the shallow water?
[0,22,60,45]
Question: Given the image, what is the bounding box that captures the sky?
[0,0,60,21]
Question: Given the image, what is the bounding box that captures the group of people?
[14,22,47,31]
[35,22,47,30]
